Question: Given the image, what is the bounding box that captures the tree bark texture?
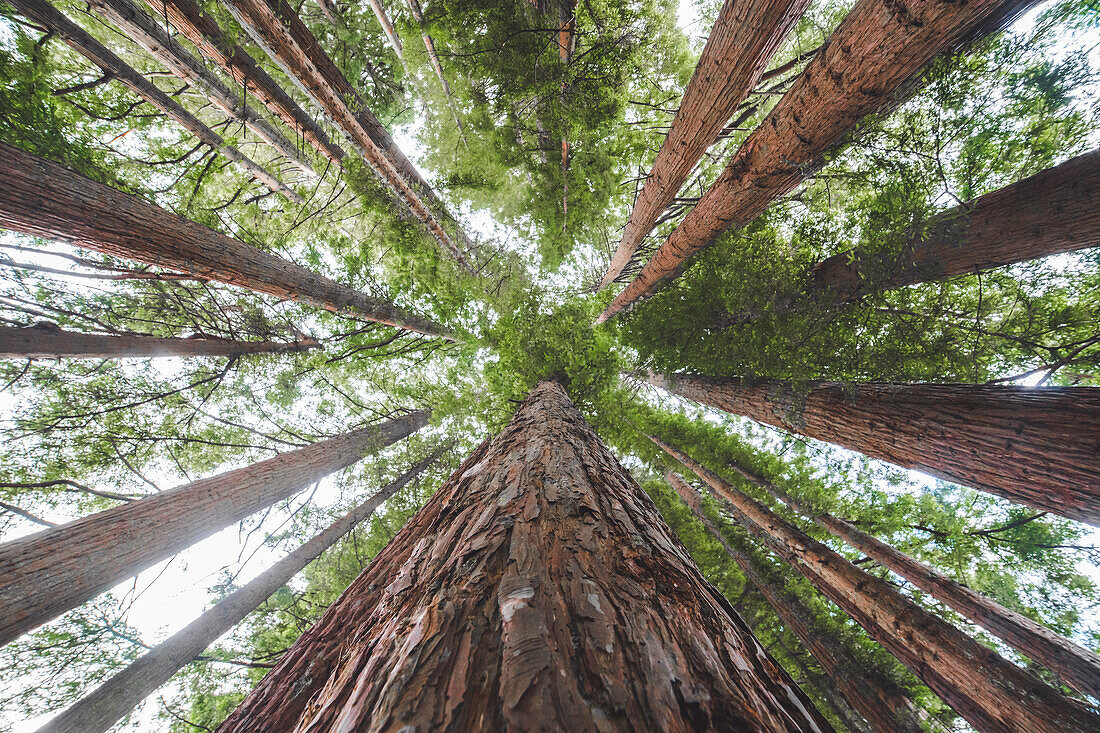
[0,410,427,647]
[647,372,1100,526]
[217,382,832,733]
[598,0,812,289]
[0,142,450,338]
[597,0,1040,323]
[652,436,1100,733]
[0,324,318,359]
[39,445,447,733]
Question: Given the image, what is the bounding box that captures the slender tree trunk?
[8,0,303,203]
[313,0,339,24]
[404,0,469,146]
[598,0,811,289]
[598,0,1039,323]
[646,372,1100,526]
[0,410,428,647]
[39,445,448,733]
[217,382,831,732]
[0,324,318,360]
[652,435,1100,733]
[0,142,451,338]
[365,0,403,57]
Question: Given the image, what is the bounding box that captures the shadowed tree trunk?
[217,382,832,732]
[651,435,1100,733]
[598,0,1040,323]
[38,445,448,733]
[645,372,1100,526]
[0,410,428,647]
[0,142,451,338]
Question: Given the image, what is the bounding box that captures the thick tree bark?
[598,0,812,289]
[646,372,1100,526]
[0,324,318,359]
[404,0,469,145]
[598,0,1039,323]
[217,382,831,732]
[38,445,447,733]
[652,436,1100,733]
[8,0,303,203]
[0,410,428,647]
[0,142,451,338]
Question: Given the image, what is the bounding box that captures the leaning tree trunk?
[404,0,469,145]
[0,410,427,647]
[0,324,318,360]
[366,0,403,58]
[39,445,448,733]
[645,372,1100,526]
[0,142,450,338]
[598,0,1039,323]
[217,382,832,732]
[652,436,1100,733]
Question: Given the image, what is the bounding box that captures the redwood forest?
[0,0,1098,730]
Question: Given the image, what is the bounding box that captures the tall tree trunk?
[651,435,1100,733]
[646,372,1100,526]
[404,0,469,146]
[666,472,929,733]
[216,382,831,732]
[0,324,318,359]
[8,0,303,204]
[598,0,811,289]
[0,410,428,647]
[39,445,448,733]
[365,0,403,57]
[598,0,1039,323]
[0,142,451,338]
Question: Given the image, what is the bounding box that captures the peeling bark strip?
[653,438,1100,733]
[218,382,831,733]
[0,410,427,647]
[599,0,812,289]
[39,446,447,733]
[665,473,929,733]
[598,0,1040,322]
[0,324,318,359]
[7,0,303,204]
[0,142,450,338]
[647,372,1100,526]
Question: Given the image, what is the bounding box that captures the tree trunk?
[38,445,448,733]
[8,0,303,204]
[597,0,1039,323]
[666,472,929,733]
[0,324,318,360]
[652,436,1100,733]
[404,0,469,146]
[598,0,811,289]
[646,372,1100,526]
[216,382,831,732]
[0,410,427,647]
[366,0,403,57]
[0,142,451,338]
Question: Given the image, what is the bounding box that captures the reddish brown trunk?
[652,436,1100,733]
[0,410,427,647]
[647,372,1100,526]
[0,142,450,338]
[598,0,1039,323]
[217,383,831,732]
[366,0,403,56]
[599,0,812,289]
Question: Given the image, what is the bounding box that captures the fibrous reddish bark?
[653,437,1100,733]
[598,0,812,289]
[0,142,450,338]
[647,372,1100,526]
[0,410,427,647]
[39,446,447,733]
[598,0,1039,323]
[217,382,831,732]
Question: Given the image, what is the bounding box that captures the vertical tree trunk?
[0,410,428,647]
[39,445,448,733]
[0,142,451,338]
[598,0,1039,323]
[0,324,318,359]
[598,0,812,289]
[646,372,1100,526]
[651,435,1100,733]
[217,382,831,732]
